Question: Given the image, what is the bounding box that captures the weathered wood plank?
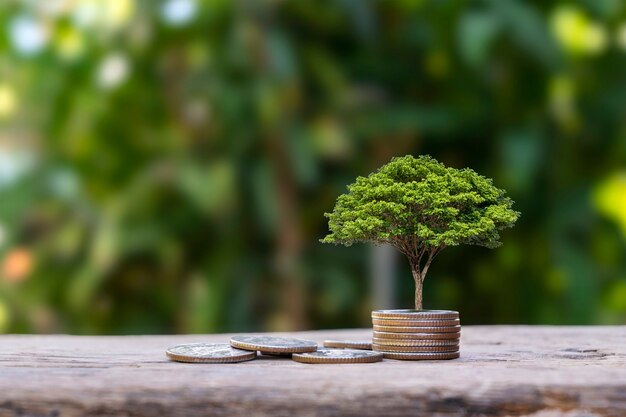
[0,326,625,417]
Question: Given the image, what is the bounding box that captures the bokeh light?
[0,0,625,334]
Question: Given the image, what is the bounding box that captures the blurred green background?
[0,0,625,334]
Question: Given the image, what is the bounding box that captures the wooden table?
[1,326,625,417]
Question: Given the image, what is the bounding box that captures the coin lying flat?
[383,351,460,360]
[373,325,461,333]
[372,309,459,320]
[292,348,383,364]
[373,331,460,340]
[323,340,372,350]
[260,352,293,357]
[372,318,460,327]
[230,335,317,354]
[372,337,459,347]
[372,343,458,353]
[166,343,257,363]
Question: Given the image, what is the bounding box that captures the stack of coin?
[371,309,460,360]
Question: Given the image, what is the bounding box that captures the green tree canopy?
[322,155,520,310]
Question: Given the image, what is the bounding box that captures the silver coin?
[372,309,459,320]
[230,335,318,354]
[292,348,383,364]
[323,339,372,350]
[372,318,460,327]
[382,351,460,360]
[166,343,257,363]
[260,352,293,357]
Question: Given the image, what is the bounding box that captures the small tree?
[321,155,520,310]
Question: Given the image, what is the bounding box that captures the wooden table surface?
[1,326,625,417]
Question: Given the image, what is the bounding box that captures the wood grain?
[0,326,625,417]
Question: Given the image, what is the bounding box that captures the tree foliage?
[323,155,519,309]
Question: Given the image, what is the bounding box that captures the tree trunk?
[410,263,423,311]
[268,134,306,331]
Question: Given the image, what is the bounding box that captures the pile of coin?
[371,309,460,360]
[165,311,461,364]
[166,335,384,364]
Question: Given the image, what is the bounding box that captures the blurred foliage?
[0,0,625,334]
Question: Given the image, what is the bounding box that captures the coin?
[230,335,317,354]
[383,351,460,360]
[292,348,383,364]
[372,318,460,327]
[323,340,372,350]
[373,324,461,333]
[260,352,293,357]
[166,343,257,363]
[372,337,459,347]
[372,309,459,320]
[373,331,460,340]
[372,343,458,353]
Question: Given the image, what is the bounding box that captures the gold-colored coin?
[383,351,460,361]
[373,324,461,333]
[373,331,460,340]
[372,343,458,353]
[374,331,460,340]
[372,309,459,320]
[372,330,461,340]
[372,337,459,347]
[372,318,460,327]
[323,340,372,350]
[230,335,317,354]
[166,343,257,363]
[292,348,383,364]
